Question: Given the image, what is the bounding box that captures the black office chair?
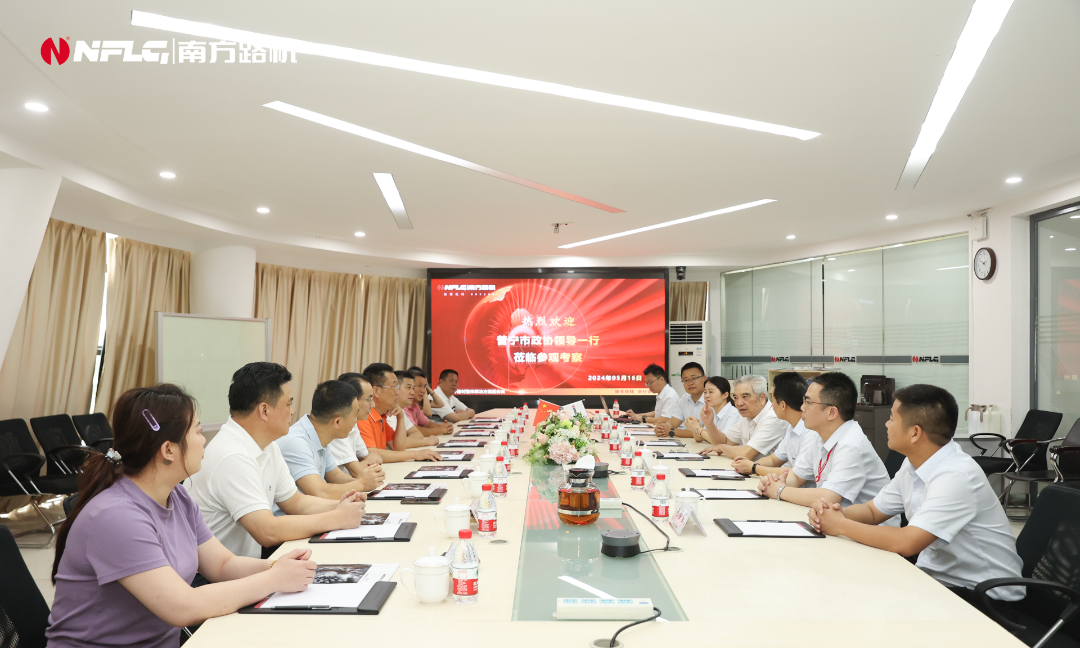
[71,413,113,453]
[977,484,1080,648]
[0,418,79,543]
[0,525,51,648]
[969,410,1064,481]
[884,450,905,478]
[1000,418,1080,519]
[29,415,91,475]
[62,493,79,516]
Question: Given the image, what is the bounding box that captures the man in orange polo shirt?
[358,363,441,463]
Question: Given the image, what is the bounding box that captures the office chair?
[0,419,79,545]
[969,410,1063,486]
[0,525,51,648]
[977,484,1080,648]
[1000,418,1080,520]
[71,413,113,453]
[29,415,91,475]
[884,450,905,479]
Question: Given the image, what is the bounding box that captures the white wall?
[191,245,257,318]
[0,168,61,363]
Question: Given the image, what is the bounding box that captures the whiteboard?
[156,313,271,430]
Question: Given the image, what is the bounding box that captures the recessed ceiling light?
[372,173,413,230]
[1070,215,1080,220]
[1005,176,1022,184]
[159,171,176,179]
[827,257,836,261]
[895,0,1014,189]
[266,101,622,213]
[557,199,775,249]
[131,11,820,141]
[848,269,856,272]
[1050,235,1055,238]
[1067,248,1076,252]
[886,214,898,220]
[24,102,48,112]
[786,235,796,240]
[256,207,270,214]
[354,231,366,237]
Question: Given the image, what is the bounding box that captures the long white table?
[186,409,1024,647]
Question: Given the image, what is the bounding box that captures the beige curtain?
[94,237,190,415]
[0,219,107,419]
[253,264,426,420]
[670,281,708,321]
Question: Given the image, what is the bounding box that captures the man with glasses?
[358,363,442,463]
[654,362,708,438]
[627,364,679,424]
[699,374,786,459]
[756,372,893,522]
[328,373,386,484]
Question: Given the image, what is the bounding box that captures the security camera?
[676,266,686,280]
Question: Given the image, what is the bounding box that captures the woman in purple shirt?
[47,384,316,648]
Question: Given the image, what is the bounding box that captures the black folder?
[239,581,396,615]
[713,518,825,538]
[308,522,417,544]
[678,467,745,480]
[438,441,485,448]
[367,486,447,503]
[652,452,705,461]
[405,468,472,479]
[428,452,474,462]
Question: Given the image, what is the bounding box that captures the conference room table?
[186,409,1024,648]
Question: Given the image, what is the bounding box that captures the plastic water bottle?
[620,435,634,467]
[492,456,508,498]
[609,425,621,452]
[651,473,670,523]
[451,529,480,605]
[630,451,646,490]
[507,433,519,458]
[500,441,510,466]
[613,399,621,417]
[477,483,498,537]
[600,418,612,441]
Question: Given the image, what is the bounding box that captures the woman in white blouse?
[685,377,740,444]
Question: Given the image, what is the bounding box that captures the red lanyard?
[816,446,835,483]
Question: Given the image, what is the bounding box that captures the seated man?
[276,380,384,499]
[431,369,475,423]
[186,362,367,558]
[809,384,1024,603]
[387,370,439,448]
[359,363,442,463]
[328,373,385,483]
[406,368,453,437]
[700,374,785,459]
[731,372,810,476]
[654,362,707,438]
[408,366,448,422]
[626,363,679,424]
[756,373,893,522]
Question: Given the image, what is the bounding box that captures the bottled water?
[613,399,621,417]
[600,417,612,440]
[608,424,621,452]
[619,435,634,467]
[500,441,511,466]
[507,434,519,458]
[630,451,646,490]
[451,529,479,605]
[492,456,508,498]
[651,473,671,523]
[477,483,498,538]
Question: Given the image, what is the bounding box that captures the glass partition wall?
[721,235,970,435]
[1032,202,1080,437]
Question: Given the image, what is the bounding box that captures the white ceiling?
[2,1,1080,270]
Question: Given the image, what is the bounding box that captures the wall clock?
[973,247,996,280]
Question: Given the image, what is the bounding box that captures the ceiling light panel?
[265,101,622,213]
[558,199,774,249]
[131,10,819,140]
[896,0,1014,189]
[373,173,413,230]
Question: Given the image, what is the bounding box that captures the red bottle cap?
[496,456,504,461]
[634,450,642,456]
[657,473,666,480]
[459,529,472,539]
[482,483,492,490]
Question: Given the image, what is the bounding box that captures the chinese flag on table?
[533,400,561,426]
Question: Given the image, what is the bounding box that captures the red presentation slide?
[430,277,666,396]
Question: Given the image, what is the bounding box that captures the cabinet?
[854,405,891,462]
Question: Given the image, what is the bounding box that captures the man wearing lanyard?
[807,384,1023,604]
[756,373,893,521]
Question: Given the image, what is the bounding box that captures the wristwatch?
[751,463,759,476]
[775,485,786,501]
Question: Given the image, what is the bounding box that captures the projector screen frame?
[425,267,669,410]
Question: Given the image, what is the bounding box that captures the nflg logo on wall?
[40,37,297,65]
[912,356,940,363]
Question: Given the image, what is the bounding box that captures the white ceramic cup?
[399,553,451,605]
[462,470,490,498]
[675,490,704,516]
[477,453,497,475]
[434,504,471,538]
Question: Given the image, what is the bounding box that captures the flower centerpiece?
[523,411,597,466]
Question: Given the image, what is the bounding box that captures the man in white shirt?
[186,362,366,558]
[732,372,810,474]
[627,364,679,424]
[277,379,384,499]
[700,374,787,459]
[809,384,1024,602]
[655,362,707,438]
[757,372,893,518]
[431,369,475,423]
[327,373,385,482]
